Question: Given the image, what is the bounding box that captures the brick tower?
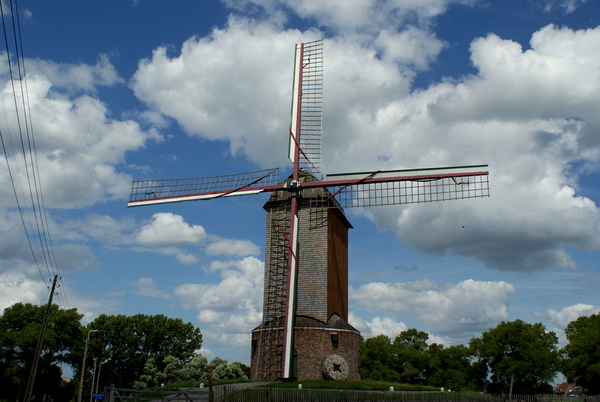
[250,171,361,381]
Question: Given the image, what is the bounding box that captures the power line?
[0,0,69,308]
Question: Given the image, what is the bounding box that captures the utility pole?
[90,358,97,402]
[77,329,98,402]
[24,275,58,402]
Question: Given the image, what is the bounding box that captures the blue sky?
[1,0,600,373]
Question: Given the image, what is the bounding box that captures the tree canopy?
[360,329,482,391]
[470,319,559,394]
[86,313,203,388]
[392,329,431,385]
[426,343,484,392]
[562,312,600,394]
[0,302,84,401]
[361,323,561,393]
[360,334,398,382]
[134,355,249,388]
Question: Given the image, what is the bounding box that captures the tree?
[425,344,482,391]
[359,334,399,381]
[360,329,479,390]
[179,354,209,382]
[0,302,84,401]
[562,313,600,394]
[87,313,203,389]
[392,329,430,384]
[133,354,248,388]
[206,357,248,380]
[470,319,559,394]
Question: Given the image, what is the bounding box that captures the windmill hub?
[285,180,301,192]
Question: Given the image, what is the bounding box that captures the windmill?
[128,40,489,381]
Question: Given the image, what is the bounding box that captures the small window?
[331,333,339,348]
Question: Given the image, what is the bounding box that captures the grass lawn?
[262,380,440,391]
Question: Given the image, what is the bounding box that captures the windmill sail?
[318,165,490,208]
[289,40,323,178]
[127,168,280,207]
[281,199,299,379]
[281,39,324,380]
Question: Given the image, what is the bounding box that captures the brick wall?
[295,326,361,380]
[251,322,361,381]
[251,326,284,381]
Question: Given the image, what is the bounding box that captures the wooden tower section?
[251,171,360,381]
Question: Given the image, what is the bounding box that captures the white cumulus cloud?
[175,256,263,314]
[535,303,598,329]
[135,212,207,246]
[174,256,264,351]
[352,279,515,337]
[205,237,260,257]
[0,55,158,209]
[128,277,171,299]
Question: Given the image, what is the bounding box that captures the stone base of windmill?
[250,314,361,381]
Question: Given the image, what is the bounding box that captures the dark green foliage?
[86,313,203,389]
[360,334,399,382]
[0,302,84,401]
[392,329,430,384]
[470,319,559,394]
[361,323,560,393]
[425,344,482,391]
[239,361,251,378]
[134,355,248,388]
[562,312,600,394]
[360,329,481,391]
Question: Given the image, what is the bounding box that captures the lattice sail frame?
[316,165,490,208]
[128,165,490,208]
[289,40,323,178]
[128,168,280,206]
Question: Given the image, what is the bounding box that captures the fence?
[217,389,600,402]
[105,386,221,402]
[106,386,600,402]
